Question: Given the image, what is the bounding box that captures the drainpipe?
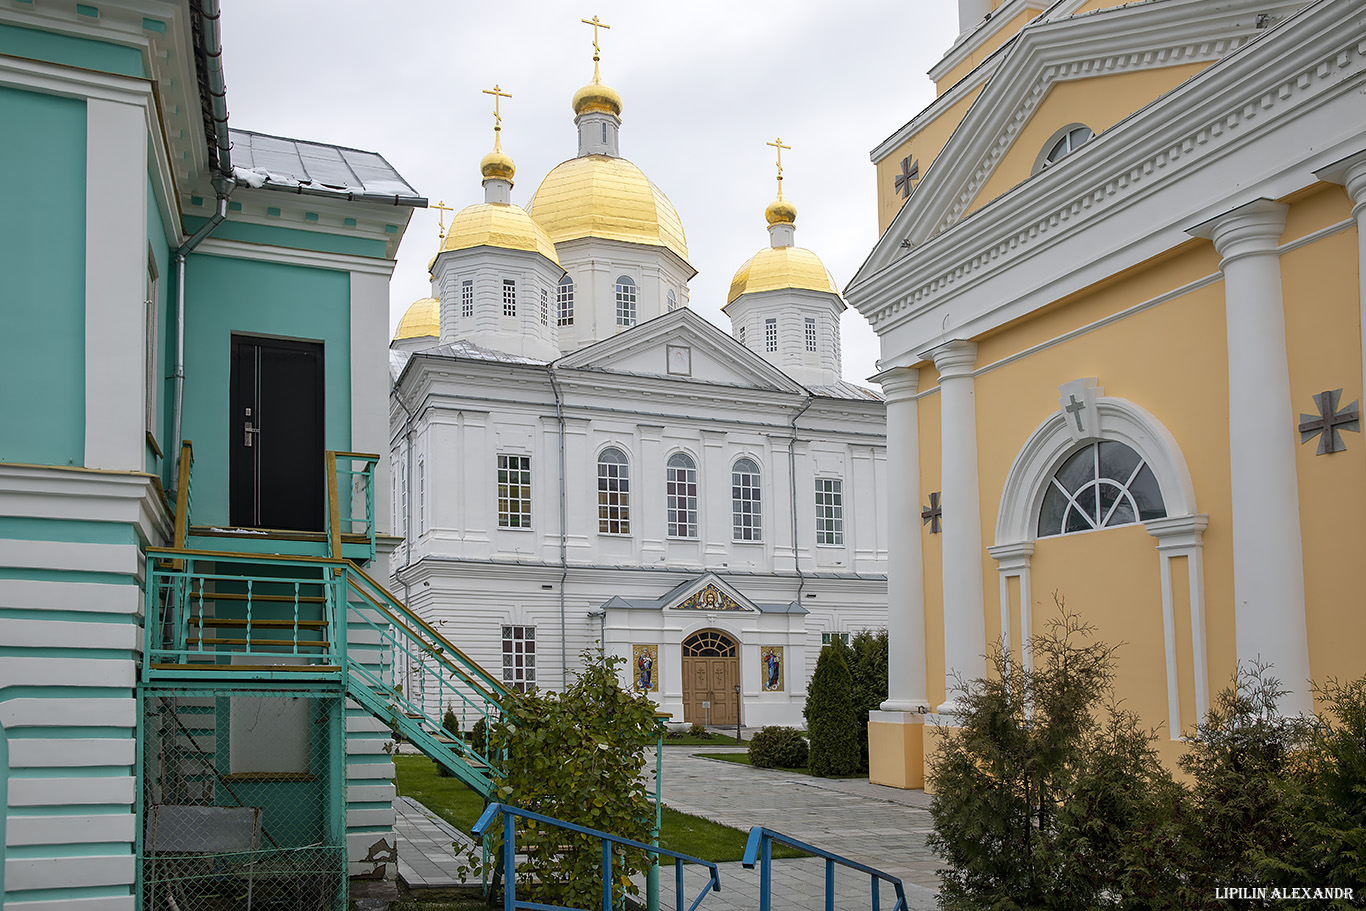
[548,367,569,689]
[788,394,815,604]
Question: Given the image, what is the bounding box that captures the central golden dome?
[441,202,560,264]
[528,155,688,262]
[726,246,838,304]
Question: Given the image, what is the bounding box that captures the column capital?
[1188,198,1288,264]
[987,541,1034,571]
[926,339,978,378]
[871,365,921,402]
[1315,149,1366,212]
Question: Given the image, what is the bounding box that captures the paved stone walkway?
[391,744,942,909]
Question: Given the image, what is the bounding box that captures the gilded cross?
[894,156,919,199]
[1064,394,1086,432]
[581,15,611,58]
[766,137,791,182]
[482,84,512,131]
[1298,388,1360,454]
[432,199,454,241]
[922,491,942,534]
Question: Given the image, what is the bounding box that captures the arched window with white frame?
[731,457,761,542]
[666,452,697,538]
[557,275,575,326]
[615,276,637,327]
[1037,440,1165,537]
[597,447,630,535]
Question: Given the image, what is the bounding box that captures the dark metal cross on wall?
[894,156,919,199]
[1299,389,1360,454]
[1065,394,1086,432]
[922,491,942,534]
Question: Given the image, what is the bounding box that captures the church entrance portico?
[681,629,739,726]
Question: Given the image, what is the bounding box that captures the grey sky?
[218,1,958,384]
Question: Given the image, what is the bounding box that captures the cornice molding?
[195,237,397,276]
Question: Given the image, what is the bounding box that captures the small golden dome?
[440,202,560,265]
[480,134,516,182]
[394,296,440,340]
[572,62,623,117]
[726,246,839,304]
[765,193,797,226]
[528,155,688,263]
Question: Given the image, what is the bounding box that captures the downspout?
[171,0,234,494]
[548,367,569,689]
[788,394,815,604]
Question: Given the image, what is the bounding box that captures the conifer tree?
[804,644,860,776]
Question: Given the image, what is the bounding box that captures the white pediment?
[553,308,806,393]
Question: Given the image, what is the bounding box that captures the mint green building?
[0,3,504,908]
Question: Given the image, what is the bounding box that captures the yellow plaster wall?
[965,63,1211,217]
[1279,187,1366,697]
[935,8,1042,96]
[876,86,984,235]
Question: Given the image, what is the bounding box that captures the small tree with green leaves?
[804,644,860,777]
[848,629,889,772]
[462,651,660,909]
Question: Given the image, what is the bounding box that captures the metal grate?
[139,690,348,911]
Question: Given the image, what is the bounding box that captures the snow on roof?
[230,129,424,205]
[415,340,547,367]
[808,380,884,402]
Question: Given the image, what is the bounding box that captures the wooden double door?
[681,630,739,726]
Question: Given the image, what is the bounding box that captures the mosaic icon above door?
[674,583,745,611]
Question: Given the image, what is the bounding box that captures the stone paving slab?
[393,795,476,889]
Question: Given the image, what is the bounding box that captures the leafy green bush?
[804,644,860,777]
[849,629,888,772]
[462,652,660,909]
[688,722,708,738]
[748,726,808,769]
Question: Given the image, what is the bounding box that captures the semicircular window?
[1042,125,1094,169]
[1037,441,1165,538]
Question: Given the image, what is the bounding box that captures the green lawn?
[660,731,747,746]
[392,754,802,862]
[693,752,867,780]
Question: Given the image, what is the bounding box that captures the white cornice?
[195,238,397,276]
[847,0,1365,346]
[870,51,1004,165]
[928,0,1050,85]
[0,463,173,543]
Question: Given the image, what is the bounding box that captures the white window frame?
[461,279,474,319]
[557,276,574,326]
[615,275,637,327]
[765,318,778,352]
[502,279,517,318]
[597,447,631,535]
[502,625,536,693]
[666,452,698,539]
[814,477,844,546]
[731,457,762,542]
[497,453,532,529]
[804,317,817,353]
[540,288,548,326]
[667,288,677,312]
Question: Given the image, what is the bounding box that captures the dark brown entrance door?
[229,335,324,531]
[681,630,739,726]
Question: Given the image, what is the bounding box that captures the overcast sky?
[218,1,959,385]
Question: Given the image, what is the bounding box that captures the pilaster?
[1315,151,1366,434]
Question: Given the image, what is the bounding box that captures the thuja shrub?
[462,652,660,909]
[927,598,1177,911]
[437,705,460,777]
[804,644,860,777]
[748,726,808,769]
[849,629,889,772]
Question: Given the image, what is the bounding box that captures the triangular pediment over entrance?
[553,308,805,394]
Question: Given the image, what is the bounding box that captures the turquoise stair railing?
[742,827,907,911]
[473,803,722,911]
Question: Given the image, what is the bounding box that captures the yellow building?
[846,0,1366,788]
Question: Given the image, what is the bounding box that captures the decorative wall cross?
[894,156,919,199]
[922,491,942,534]
[1298,389,1360,454]
[1064,394,1086,432]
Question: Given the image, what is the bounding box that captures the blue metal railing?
[742,827,907,911]
[473,803,722,911]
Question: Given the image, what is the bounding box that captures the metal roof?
[230,129,425,206]
[808,381,884,402]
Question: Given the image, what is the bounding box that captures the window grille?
[666,452,698,538]
[597,448,630,534]
[815,478,844,545]
[765,318,777,352]
[615,276,637,327]
[557,276,574,326]
[540,288,548,326]
[461,280,473,318]
[805,317,817,352]
[503,279,516,317]
[731,457,762,541]
[667,289,677,312]
[497,454,531,528]
[502,625,536,692]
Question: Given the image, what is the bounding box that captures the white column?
[929,340,987,713]
[873,367,928,712]
[1314,151,1366,424]
[1190,199,1311,715]
[1145,514,1211,737]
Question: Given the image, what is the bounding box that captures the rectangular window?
[503,279,517,317]
[821,631,850,647]
[497,454,531,528]
[814,478,844,546]
[765,318,777,352]
[738,325,746,345]
[732,462,762,542]
[502,625,536,693]
[805,317,817,352]
[598,453,630,535]
[461,280,474,318]
[540,288,549,326]
[666,457,698,538]
[557,280,574,326]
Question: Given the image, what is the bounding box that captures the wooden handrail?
[329,451,380,462]
[172,440,193,570]
[325,452,343,559]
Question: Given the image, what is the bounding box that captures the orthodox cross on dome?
[432,199,454,241]
[482,84,512,133]
[922,491,942,534]
[581,15,611,61]
[894,156,919,199]
[767,136,791,193]
[1298,389,1360,454]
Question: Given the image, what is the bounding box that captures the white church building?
[389,50,887,729]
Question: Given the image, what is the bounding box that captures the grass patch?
[693,752,867,780]
[661,731,747,746]
[393,753,803,863]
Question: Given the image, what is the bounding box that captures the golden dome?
[480,137,516,182]
[528,156,688,262]
[394,296,439,340]
[572,63,623,117]
[440,202,560,265]
[765,193,797,226]
[726,246,839,304]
